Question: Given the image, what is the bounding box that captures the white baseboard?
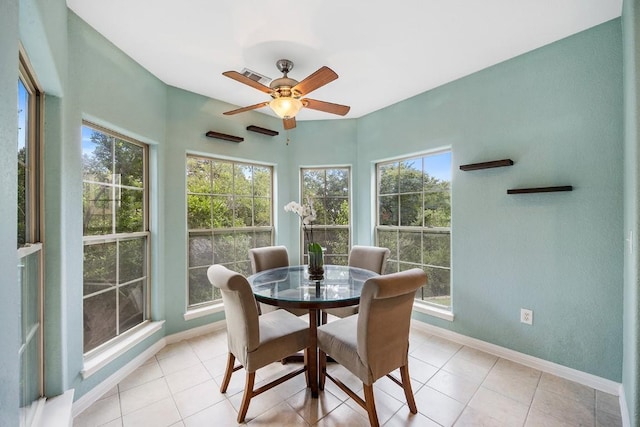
[619,384,631,427]
[164,320,227,344]
[411,320,622,396]
[72,339,165,417]
[72,320,227,418]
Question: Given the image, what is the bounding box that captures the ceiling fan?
[222,59,350,130]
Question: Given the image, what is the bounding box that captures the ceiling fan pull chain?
[286,130,290,145]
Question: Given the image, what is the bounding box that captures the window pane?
[424,190,451,227]
[377,230,398,260]
[114,141,143,188]
[83,242,117,295]
[323,228,349,258]
[326,169,348,196]
[187,195,212,229]
[399,159,422,193]
[234,196,253,227]
[213,232,235,264]
[424,232,450,267]
[82,129,113,184]
[379,195,398,226]
[83,290,117,352]
[421,266,451,306]
[212,161,233,194]
[378,162,398,194]
[83,182,114,235]
[254,198,271,226]
[253,166,271,197]
[303,169,324,198]
[253,231,272,247]
[398,230,422,264]
[399,193,423,226]
[212,196,233,228]
[187,157,211,193]
[17,162,27,247]
[189,234,213,267]
[234,164,252,196]
[116,188,144,233]
[119,281,144,333]
[189,267,213,305]
[119,238,146,283]
[325,198,348,225]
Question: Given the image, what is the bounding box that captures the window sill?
[82,321,164,379]
[413,301,454,321]
[183,302,225,321]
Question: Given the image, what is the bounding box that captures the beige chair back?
[249,245,289,274]
[207,265,260,364]
[348,245,391,274]
[357,268,426,381]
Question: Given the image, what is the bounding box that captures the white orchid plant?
[284,198,317,244]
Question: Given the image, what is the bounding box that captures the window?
[300,167,350,265]
[375,151,451,309]
[186,156,273,307]
[82,123,149,354]
[17,49,44,426]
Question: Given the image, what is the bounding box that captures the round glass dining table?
[247,264,378,310]
[247,264,378,397]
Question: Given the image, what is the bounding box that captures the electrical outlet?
[520,308,533,325]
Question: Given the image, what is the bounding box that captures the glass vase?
[308,242,324,281]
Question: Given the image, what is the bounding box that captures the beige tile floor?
[73,325,623,426]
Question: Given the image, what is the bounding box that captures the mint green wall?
[358,20,624,381]
[0,1,20,424]
[0,2,632,424]
[623,0,640,424]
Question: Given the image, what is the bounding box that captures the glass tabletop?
[247,265,378,309]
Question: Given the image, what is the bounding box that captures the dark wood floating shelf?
[246,125,279,136]
[205,131,244,143]
[459,159,514,171]
[507,186,573,194]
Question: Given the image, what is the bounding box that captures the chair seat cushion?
[245,309,309,372]
[317,315,371,383]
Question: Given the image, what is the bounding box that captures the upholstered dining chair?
[317,268,426,427]
[207,264,310,423]
[249,245,307,316]
[323,245,391,319]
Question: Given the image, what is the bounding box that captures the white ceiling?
[67,0,622,122]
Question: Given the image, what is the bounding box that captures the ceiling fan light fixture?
[269,97,303,119]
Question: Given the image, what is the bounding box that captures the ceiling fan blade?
[223,102,269,115]
[283,117,296,130]
[302,98,350,116]
[292,66,338,96]
[222,71,272,94]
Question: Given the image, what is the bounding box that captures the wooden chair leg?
[363,384,380,427]
[237,371,256,423]
[304,348,310,388]
[318,349,327,390]
[321,311,328,325]
[400,364,417,414]
[220,353,235,393]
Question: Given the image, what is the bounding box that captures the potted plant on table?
[285,198,324,280]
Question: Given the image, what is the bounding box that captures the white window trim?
[413,301,454,321]
[183,302,225,321]
[81,320,164,379]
